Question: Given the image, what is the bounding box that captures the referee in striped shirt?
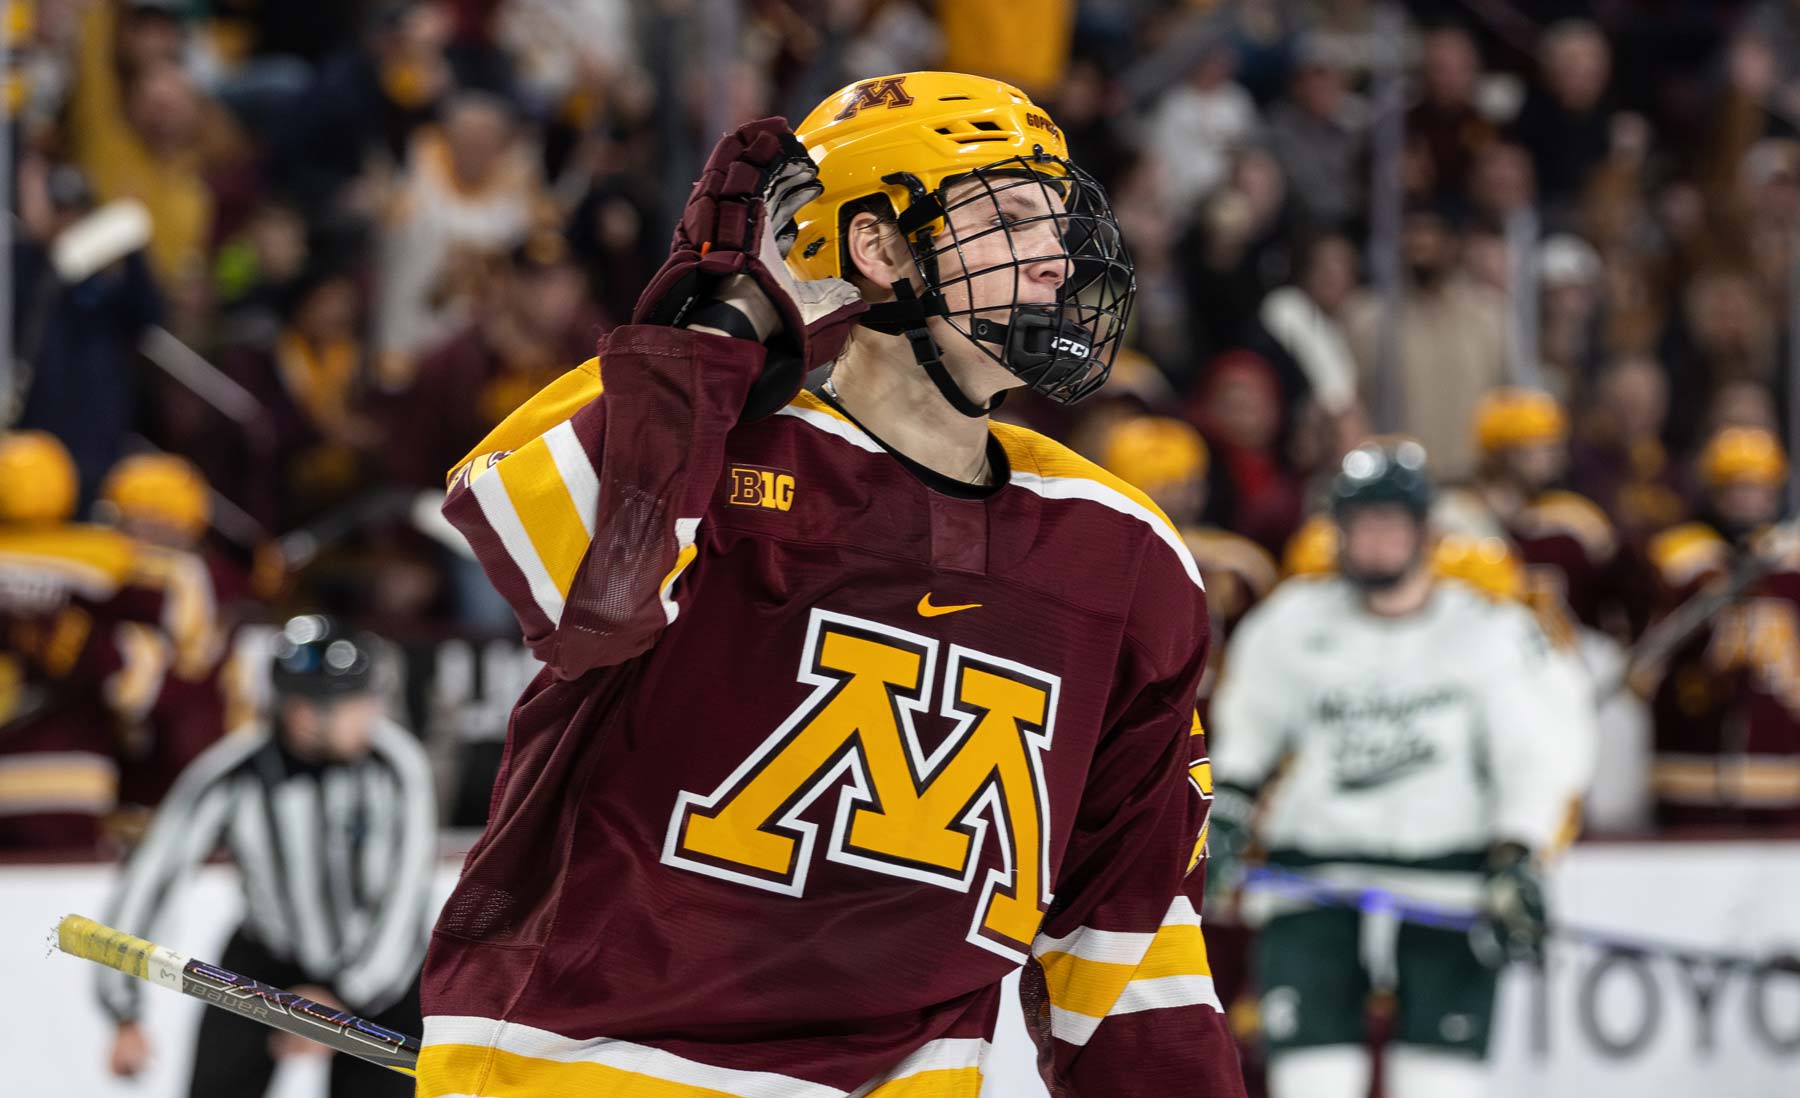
[99,615,435,1098]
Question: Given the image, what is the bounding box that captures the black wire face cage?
[896,151,1134,405]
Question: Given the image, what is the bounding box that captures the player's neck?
[1479,479,1526,523]
[1361,566,1435,618]
[829,339,996,485]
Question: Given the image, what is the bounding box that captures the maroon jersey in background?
[417,325,1242,1097]
[0,524,138,847]
[106,545,247,811]
[1508,489,1650,641]
[1568,433,1690,551]
[1647,521,1800,828]
[0,527,246,847]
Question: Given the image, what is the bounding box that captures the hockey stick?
[1605,547,1773,701]
[1243,865,1481,933]
[1242,866,1799,971]
[53,914,420,1076]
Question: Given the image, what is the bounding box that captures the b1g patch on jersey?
[661,608,1060,962]
[727,465,795,512]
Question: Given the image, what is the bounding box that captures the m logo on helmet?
[1051,336,1090,358]
[833,76,914,121]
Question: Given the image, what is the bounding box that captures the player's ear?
[844,212,911,295]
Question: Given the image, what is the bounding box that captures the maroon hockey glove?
[634,117,865,418]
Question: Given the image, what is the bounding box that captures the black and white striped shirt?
[98,719,436,1022]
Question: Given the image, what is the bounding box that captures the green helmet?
[1330,439,1434,520]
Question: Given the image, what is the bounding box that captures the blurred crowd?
[3,0,1800,851]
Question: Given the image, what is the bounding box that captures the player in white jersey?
[1208,439,1593,1098]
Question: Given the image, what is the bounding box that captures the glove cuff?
[684,300,764,342]
[1485,841,1534,873]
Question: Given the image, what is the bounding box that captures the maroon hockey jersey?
[418,325,1243,1096]
[1508,489,1647,639]
[106,544,242,811]
[1648,522,1800,827]
[0,524,141,847]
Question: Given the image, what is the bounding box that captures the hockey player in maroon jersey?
[1439,388,1643,639]
[0,432,143,846]
[1645,426,1800,827]
[95,453,247,816]
[0,449,245,846]
[1439,389,1661,828]
[418,72,1245,1097]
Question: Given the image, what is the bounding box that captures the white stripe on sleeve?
[471,462,566,626]
[543,419,598,538]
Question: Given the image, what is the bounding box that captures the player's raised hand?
[633,118,865,415]
[108,1020,151,1077]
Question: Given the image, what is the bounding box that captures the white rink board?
[1487,841,1800,1098]
[3,842,1797,1097]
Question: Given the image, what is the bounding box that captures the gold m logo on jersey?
[662,608,1058,960]
[1188,714,1213,875]
[833,77,914,120]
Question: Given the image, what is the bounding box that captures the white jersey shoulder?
[1250,574,1541,643]
[1241,574,1348,630]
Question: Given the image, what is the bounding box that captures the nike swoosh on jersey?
[917,594,982,617]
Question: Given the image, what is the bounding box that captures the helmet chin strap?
[1344,566,1411,593]
[862,280,1004,419]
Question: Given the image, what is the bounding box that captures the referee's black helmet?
[269,615,377,699]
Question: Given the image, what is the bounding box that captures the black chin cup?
[1342,566,1411,593]
[967,307,1101,403]
[863,282,1001,418]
